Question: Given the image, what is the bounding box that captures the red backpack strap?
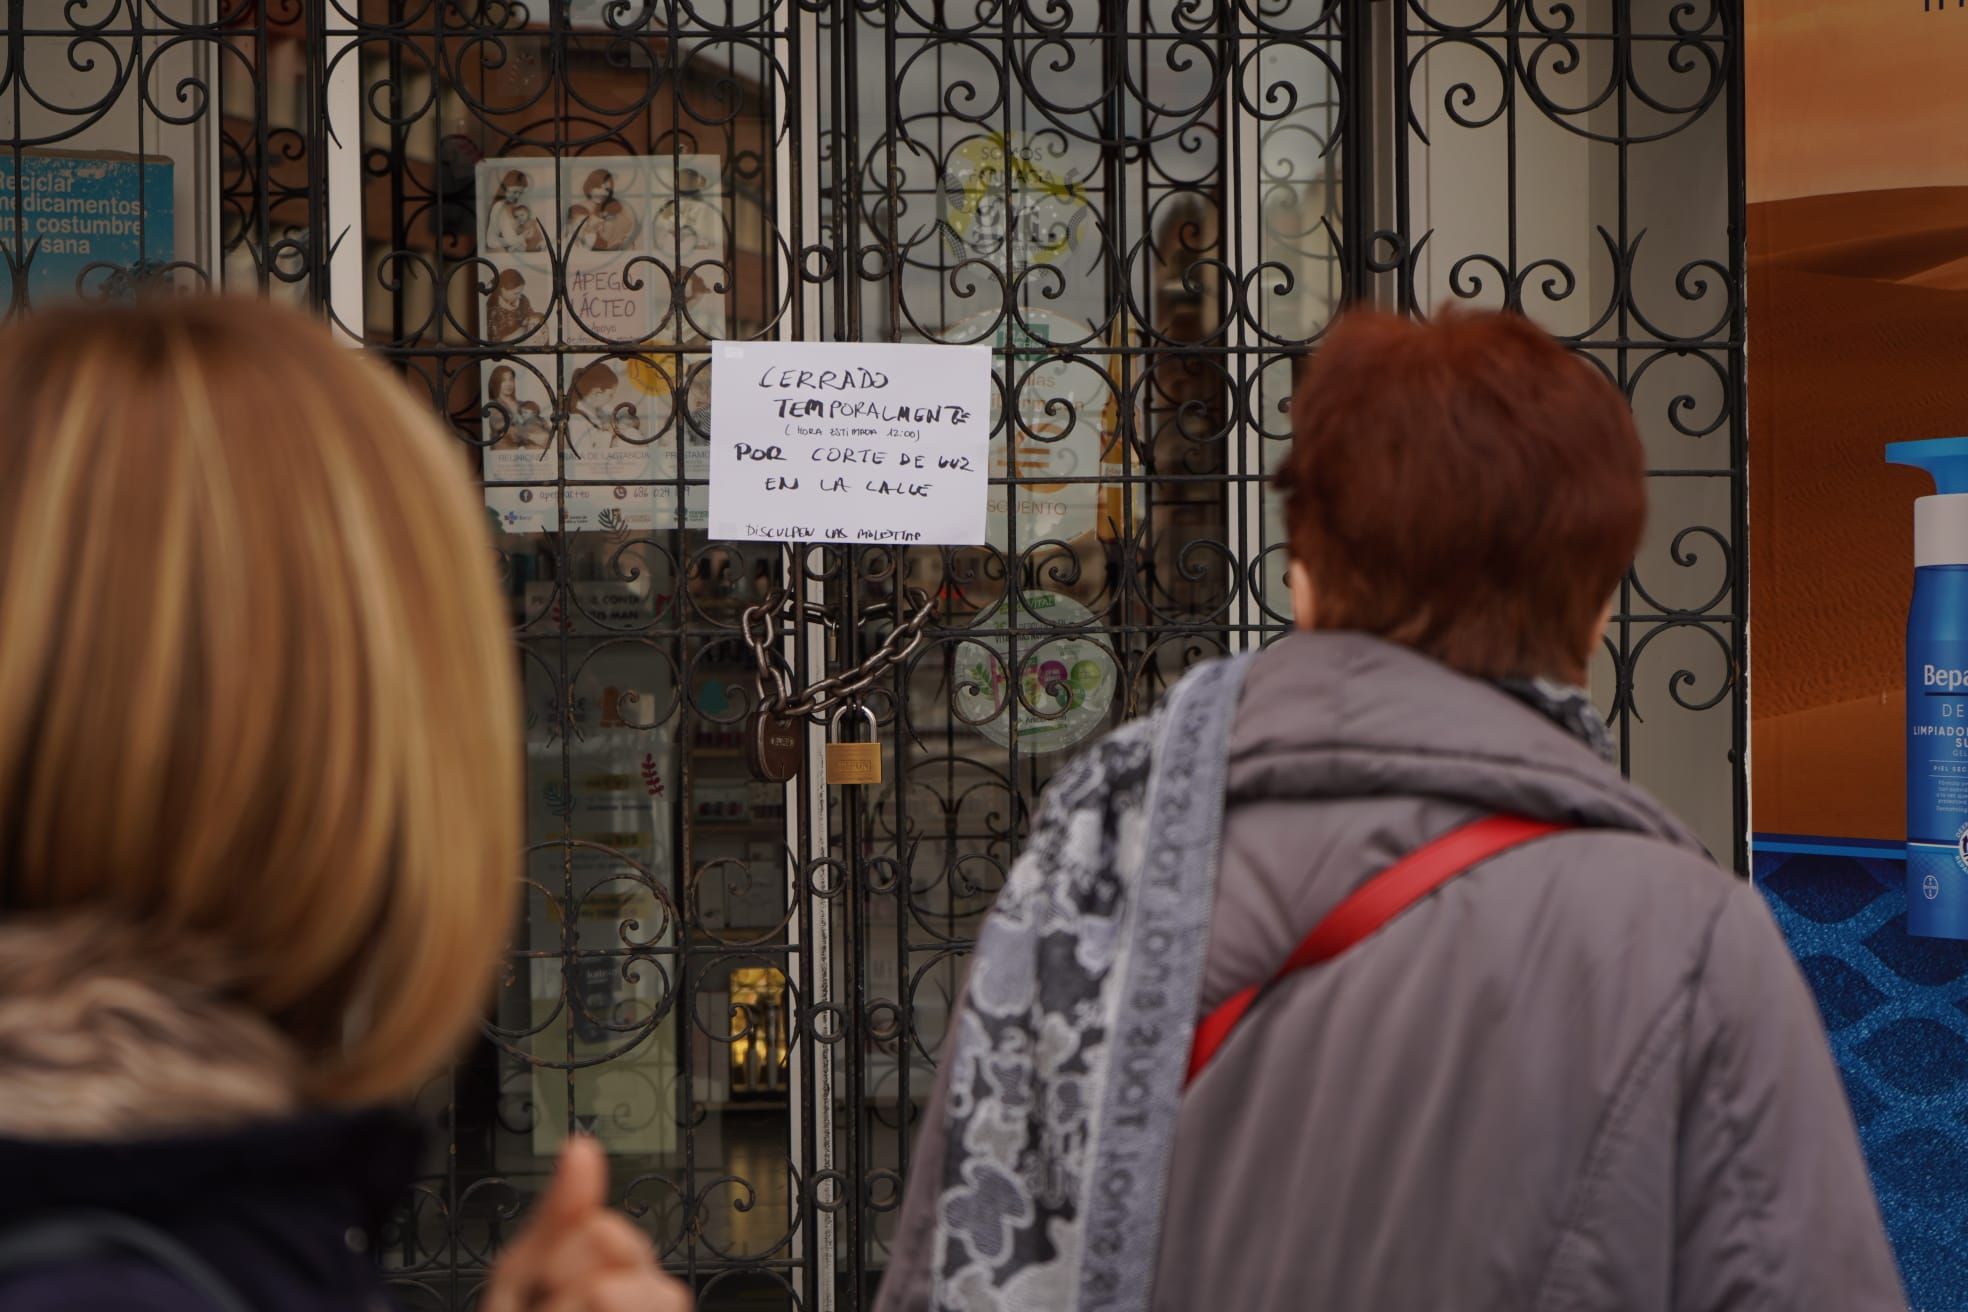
[1185,814,1570,1087]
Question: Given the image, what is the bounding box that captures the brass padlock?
[825,704,882,787]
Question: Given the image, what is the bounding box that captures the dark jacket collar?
[0,1107,422,1237]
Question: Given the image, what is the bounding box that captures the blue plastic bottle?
[1887,439,1968,938]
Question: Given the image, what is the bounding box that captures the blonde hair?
[0,297,520,1105]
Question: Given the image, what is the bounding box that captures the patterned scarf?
[1494,677,1617,763]
[930,655,1253,1311]
[927,659,1612,1311]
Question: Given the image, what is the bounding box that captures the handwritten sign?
[707,340,991,544]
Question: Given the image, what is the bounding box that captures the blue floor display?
[1756,846,1968,1310]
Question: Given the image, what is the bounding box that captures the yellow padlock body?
[826,741,883,786]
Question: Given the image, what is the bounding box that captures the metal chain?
[742,586,934,719]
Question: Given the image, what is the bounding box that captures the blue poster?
[0,152,174,309]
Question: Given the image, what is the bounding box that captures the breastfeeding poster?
[475,154,723,533]
[1748,3,1968,1299]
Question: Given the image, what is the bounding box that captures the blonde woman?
[0,299,688,1312]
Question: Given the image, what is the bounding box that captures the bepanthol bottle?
[1887,438,1968,938]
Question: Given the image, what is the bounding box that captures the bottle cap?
[1889,440,1968,566]
[1888,438,1968,494]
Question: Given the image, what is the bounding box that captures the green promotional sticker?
[953,590,1117,754]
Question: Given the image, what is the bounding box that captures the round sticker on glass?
[953,590,1117,754]
[941,131,1094,269]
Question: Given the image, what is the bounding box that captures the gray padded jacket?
[878,632,1904,1311]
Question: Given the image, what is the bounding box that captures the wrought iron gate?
[2,0,1741,1306]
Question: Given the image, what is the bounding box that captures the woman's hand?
[484,1136,693,1312]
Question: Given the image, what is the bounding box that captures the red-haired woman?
[876,310,1901,1312]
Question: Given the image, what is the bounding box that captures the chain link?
[742,586,934,719]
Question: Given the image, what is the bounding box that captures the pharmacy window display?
[0,0,1751,1304]
[480,139,768,1190]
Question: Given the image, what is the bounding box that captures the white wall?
[1404,0,1738,857]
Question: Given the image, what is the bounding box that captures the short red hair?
[1276,308,1645,683]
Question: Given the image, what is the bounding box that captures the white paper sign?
[708,341,991,544]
